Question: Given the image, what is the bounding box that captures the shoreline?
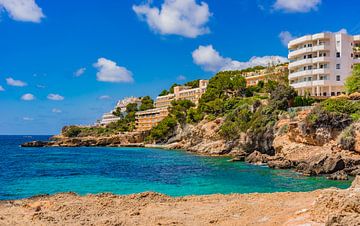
[1,177,359,225]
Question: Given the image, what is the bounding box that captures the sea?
[0,135,352,200]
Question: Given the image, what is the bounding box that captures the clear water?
[0,135,352,200]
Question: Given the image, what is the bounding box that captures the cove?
[0,135,352,200]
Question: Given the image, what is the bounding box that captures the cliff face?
[163,118,244,156]
[264,110,360,178]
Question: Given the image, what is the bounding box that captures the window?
[336,64,341,69]
[336,52,341,58]
[336,75,341,81]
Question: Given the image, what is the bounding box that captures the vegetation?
[293,96,316,107]
[62,101,142,137]
[159,89,170,96]
[345,64,360,94]
[305,98,360,132]
[146,100,196,143]
[139,96,154,111]
[337,125,356,151]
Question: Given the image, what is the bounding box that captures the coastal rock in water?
[327,171,349,180]
[21,141,50,147]
[267,159,293,169]
[245,151,270,164]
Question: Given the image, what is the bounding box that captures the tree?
[139,96,154,111]
[169,83,180,93]
[345,64,360,94]
[184,79,200,88]
[159,89,169,96]
[126,103,138,113]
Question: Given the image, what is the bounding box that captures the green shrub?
[345,64,360,94]
[62,126,82,137]
[293,96,316,107]
[337,125,356,151]
[147,116,177,143]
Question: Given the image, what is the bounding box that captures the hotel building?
[135,107,169,132]
[288,32,360,97]
[244,64,289,86]
[155,80,209,108]
[97,96,142,126]
[135,80,209,131]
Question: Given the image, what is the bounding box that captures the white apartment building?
[288,32,360,97]
[155,80,209,108]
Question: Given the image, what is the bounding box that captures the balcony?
[289,58,313,68]
[289,68,330,79]
[290,79,331,89]
[288,44,330,59]
[288,33,330,49]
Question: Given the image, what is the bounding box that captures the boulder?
[327,171,349,180]
[245,151,270,164]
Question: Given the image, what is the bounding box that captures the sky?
[0,0,360,135]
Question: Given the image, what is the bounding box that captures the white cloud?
[177,75,187,81]
[74,67,86,77]
[133,0,211,38]
[279,31,297,47]
[47,93,64,101]
[21,93,35,101]
[36,84,46,89]
[0,0,45,22]
[273,0,321,13]
[93,58,134,83]
[52,108,62,113]
[338,28,348,34]
[23,116,34,121]
[192,45,230,72]
[98,95,111,100]
[6,77,27,87]
[0,85,4,91]
[192,45,288,72]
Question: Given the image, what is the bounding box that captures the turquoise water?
[0,135,352,200]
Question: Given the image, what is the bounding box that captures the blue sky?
[0,0,360,135]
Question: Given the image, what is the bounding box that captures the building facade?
[97,96,142,126]
[288,32,360,97]
[244,64,288,86]
[135,107,169,132]
[136,80,209,131]
[98,112,121,126]
[155,80,209,108]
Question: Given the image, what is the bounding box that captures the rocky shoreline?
[21,109,360,181]
[1,177,359,226]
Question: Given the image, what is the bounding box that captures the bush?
[345,64,360,94]
[62,126,82,137]
[337,125,356,151]
[139,96,154,111]
[186,108,204,124]
[293,96,316,107]
[147,116,177,143]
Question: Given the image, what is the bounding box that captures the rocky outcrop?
[164,118,241,155]
[310,176,360,225]
[22,132,148,148]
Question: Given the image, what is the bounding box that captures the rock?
[327,171,349,180]
[295,154,345,176]
[245,151,270,164]
[21,141,50,147]
[267,159,293,169]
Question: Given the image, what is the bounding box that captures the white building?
[97,96,142,126]
[98,112,121,126]
[288,32,360,97]
[116,97,142,115]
